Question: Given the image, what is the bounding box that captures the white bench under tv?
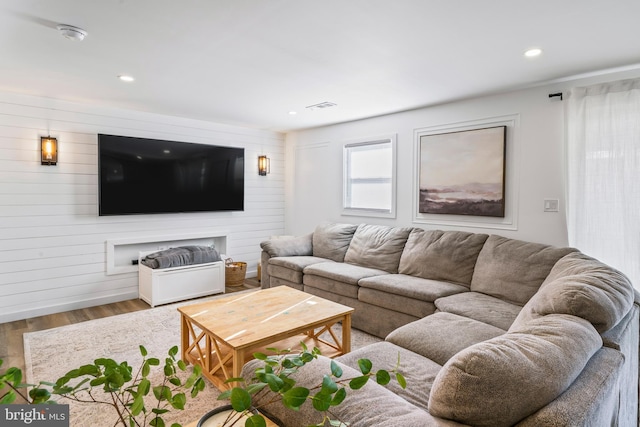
[138,251,225,307]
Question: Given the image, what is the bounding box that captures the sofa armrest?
[260,233,313,257]
[259,233,313,288]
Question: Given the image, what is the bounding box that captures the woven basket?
[225,259,247,287]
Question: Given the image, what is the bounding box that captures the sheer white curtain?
[566,78,640,289]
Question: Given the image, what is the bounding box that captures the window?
[343,135,396,218]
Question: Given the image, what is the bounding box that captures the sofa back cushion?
[429,314,602,427]
[261,233,313,258]
[510,252,635,333]
[398,229,488,286]
[343,224,412,273]
[312,222,358,262]
[470,235,577,305]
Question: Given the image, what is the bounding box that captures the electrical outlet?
[544,199,559,212]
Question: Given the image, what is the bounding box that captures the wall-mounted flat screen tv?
[98,134,244,216]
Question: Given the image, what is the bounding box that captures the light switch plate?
[544,199,559,212]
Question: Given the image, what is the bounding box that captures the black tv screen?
[98,134,244,216]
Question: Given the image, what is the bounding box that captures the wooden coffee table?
[178,286,354,391]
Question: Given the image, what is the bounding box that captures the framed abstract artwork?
[417,125,506,217]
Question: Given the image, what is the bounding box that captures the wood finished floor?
[0,278,261,377]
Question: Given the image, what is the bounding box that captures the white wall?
[284,69,640,248]
[0,92,285,323]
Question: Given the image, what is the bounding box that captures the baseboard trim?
[0,291,139,324]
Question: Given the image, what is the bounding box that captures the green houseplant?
[0,345,205,427]
[214,343,406,427]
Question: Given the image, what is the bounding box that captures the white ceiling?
[1,0,639,132]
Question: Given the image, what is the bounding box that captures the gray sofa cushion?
[304,287,420,339]
[358,274,468,303]
[303,261,388,285]
[343,224,412,273]
[429,314,602,427]
[358,287,436,318]
[399,229,489,286]
[434,291,522,330]
[241,356,433,427]
[261,233,313,257]
[312,222,358,262]
[268,256,331,284]
[510,252,635,333]
[337,341,442,411]
[470,235,577,305]
[303,262,389,299]
[386,312,505,366]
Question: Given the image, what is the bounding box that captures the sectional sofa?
[249,222,639,426]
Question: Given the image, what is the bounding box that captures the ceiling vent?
[56,24,88,41]
[306,101,337,110]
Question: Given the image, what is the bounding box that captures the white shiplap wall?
[0,92,285,323]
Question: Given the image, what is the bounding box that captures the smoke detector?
[56,24,87,41]
[306,101,337,111]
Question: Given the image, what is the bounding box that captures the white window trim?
[342,134,397,219]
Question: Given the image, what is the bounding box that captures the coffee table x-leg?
[178,287,354,391]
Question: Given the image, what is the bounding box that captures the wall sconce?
[41,136,58,165]
[258,155,270,176]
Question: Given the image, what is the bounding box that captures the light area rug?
[23,290,382,427]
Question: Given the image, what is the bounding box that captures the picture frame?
[418,125,506,218]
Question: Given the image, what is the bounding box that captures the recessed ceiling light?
[524,48,542,58]
[288,111,297,115]
[118,75,135,82]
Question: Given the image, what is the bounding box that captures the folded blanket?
[141,245,222,269]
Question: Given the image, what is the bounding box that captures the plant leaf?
[0,392,16,404]
[245,414,267,427]
[246,382,268,395]
[138,378,151,396]
[282,387,309,410]
[330,388,347,406]
[321,375,338,394]
[170,392,186,410]
[311,391,331,411]
[142,361,151,377]
[140,345,148,357]
[396,372,407,389]
[357,359,372,375]
[330,360,343,378]
[348,376,369,390]
[230,387,252,412]
[375,370,390,385]
[130,394,145,416]
[29,387,51,403]
[265,373,284,392]
[168,346,179,358]
[300,352,314,363]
